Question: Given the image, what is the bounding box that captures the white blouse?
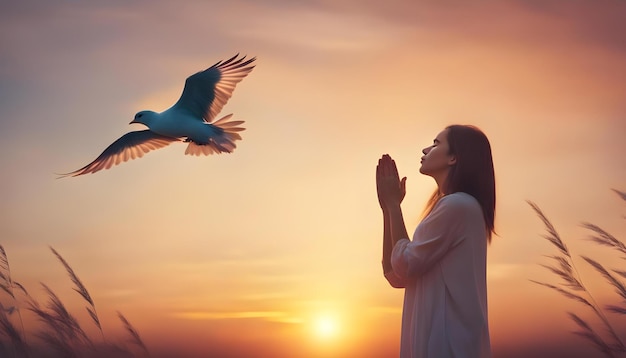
[385,192,491,358]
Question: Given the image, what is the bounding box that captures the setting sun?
[313,314,340,340]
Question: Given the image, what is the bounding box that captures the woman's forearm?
[382,210,392,273]
[387,204,409,248]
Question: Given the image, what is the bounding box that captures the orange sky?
[1,1,625,357]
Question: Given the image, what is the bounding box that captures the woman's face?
[419,129,456,178]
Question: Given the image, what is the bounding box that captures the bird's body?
[60,54,256,177]
[139,110,217,143]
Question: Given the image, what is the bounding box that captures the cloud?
[171,310,293,321]
[223,4,410,53]
[291,0,626,56]
[515,0,626,53]
[365,306,402,315]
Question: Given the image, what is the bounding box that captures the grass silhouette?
[50,247,103,341]
[0,246,149,358]
[0,246,29,357]
[530,189,626,357]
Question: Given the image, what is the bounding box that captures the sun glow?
[313,314,340,340]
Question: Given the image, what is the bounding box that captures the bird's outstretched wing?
[58,131,179,177]
[171,54,256,123]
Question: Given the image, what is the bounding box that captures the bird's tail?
[185,114,245,156]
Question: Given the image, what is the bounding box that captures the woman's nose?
[422,147,429,155]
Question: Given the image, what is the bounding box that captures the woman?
[376,125,495,358]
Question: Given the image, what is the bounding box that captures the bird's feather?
[58,131,179,177]
[172,54,256,123]
[184,114,245,156]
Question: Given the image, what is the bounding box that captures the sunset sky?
[1,0,625,357]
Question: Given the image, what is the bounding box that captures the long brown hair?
[423,125,496,242]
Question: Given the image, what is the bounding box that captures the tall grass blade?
[0,302,28,357]
[27,283,92,356]
[36,330,77,358]
[529,200,626,354]
[118,312,150,357]
[527,201,570,256]
[539,263,584,291]
[529,280,593,308]
[0,245,27,353]
[569,312,616,358]
[0,282,13,299]
[41,283,91,344]
[581,256,626,302]
[605,305,626,315]
[613,270,626,280]
[11,282,28,297]
[49,247,103,338]
[612,189,626,201]
[582,223,626,256]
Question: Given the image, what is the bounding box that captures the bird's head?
[130,111,157,127]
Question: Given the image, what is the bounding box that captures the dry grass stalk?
[582,256,626,303]
[27,283,93,357]
[606,305,626,315]
[529,190,626,356]
[569,312,617,358]
[0,245,149,357]
[0,302,28,357]
[0,245,28,357]
[583,223,626,257]
[36,330,77,358]
[118,311,150,357]
[612,189,626,201]
[49,246,104,340]
[528,199,625,356]
[529,280,593,308]
[540,255,584,291]
[527,201,570,257]
[34,248,147,357]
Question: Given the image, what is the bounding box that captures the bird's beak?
[129,119,138,124]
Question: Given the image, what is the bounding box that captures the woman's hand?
[376,154,407,211]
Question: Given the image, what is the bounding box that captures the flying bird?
[59,54,256,177]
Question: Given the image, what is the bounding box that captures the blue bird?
[60,54,256,177]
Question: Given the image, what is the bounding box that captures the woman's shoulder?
[437,192,481,212]
[420,192,484,231]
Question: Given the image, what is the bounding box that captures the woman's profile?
[376,124,495,358]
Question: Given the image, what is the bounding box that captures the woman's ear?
[448,155,457,166]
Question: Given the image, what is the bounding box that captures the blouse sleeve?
[384,268,407,288]
[390,194,477,279]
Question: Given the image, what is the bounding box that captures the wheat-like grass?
[612,189,626,201]
[527,201,570,257]
[582,223,626,257]
[529,280,594,308]
[569,312,616,357]
[528,200,626,355]
[0,302,28,358]
[540,255,584,291]
[0,245,150,357]
[584,190,626,319]
[582,256,626,303]
[36,329,77,358]
[49,246,104,340]
[26,283,90,357]
[0,245,28,357]
[118,311,150,357]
